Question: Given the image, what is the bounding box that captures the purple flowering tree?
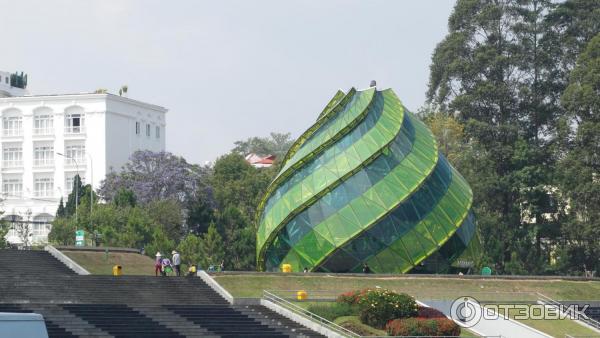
[99,150,211,206]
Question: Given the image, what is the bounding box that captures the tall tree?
[56,198,66,217]
[556,33,600,274]
[211,153,274,218]
[99,150,207,205]
[65,175,84,218]
[233,132,294,159]
[0,214,8,249]
[199,223,225,269]
[427,0,561,273]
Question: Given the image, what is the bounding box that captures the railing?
[263,290,360,337]
[33,128,54,135]
[537,292,600,330]
[2,129,23,137]
[2,191,23,199]
[2,160,23,168]
[34,159,54,167]
[64,158,85,166]
[64,126,86,134]
[33,190,53,198]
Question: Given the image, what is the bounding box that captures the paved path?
[422,299,552,338]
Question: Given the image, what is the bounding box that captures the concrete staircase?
[0,250,324,338]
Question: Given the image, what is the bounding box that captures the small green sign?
[481,266,492,276]
[75,230,85,247]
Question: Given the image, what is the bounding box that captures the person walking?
[154,252,163,277]
[172,250,181,277]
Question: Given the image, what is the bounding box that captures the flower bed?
[308,288,460,336]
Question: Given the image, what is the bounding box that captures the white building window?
[65,113,85,134]
[64,144,85,166]
[3,116,23,136]
[146,124,151,137]
[34,177,54,197]
[34,144,54,166]
[34,114,54,135]
[2,145,23,168]
[135,121,140,135]
[32,223,45,237]
[156,126,160,138]
[65,173,85,195]
[2,177,22,198]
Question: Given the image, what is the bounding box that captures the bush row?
[386,317,461,336]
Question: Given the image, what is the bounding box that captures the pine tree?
[56,198,66,217]
[199,223,225,270]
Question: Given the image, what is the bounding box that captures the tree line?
[424,0,600,275]
[49,134,292,270]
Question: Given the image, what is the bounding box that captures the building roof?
[0,92,167,113]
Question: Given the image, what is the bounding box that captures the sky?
[2,1,456,164]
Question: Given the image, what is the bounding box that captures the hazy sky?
[2,1,456,164]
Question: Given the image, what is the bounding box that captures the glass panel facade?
[259,90,405,248]
[257,87,477,274]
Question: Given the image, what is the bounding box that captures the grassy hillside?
[62,250,156,275]
[213,273,600,301]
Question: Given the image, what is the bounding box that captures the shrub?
[417,305,446,319]
[337,290,362,305]
[356,289,418,329]
[386,317,461,336]
[307,302,357,321]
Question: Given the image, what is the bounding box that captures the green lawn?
[214,273,600,301]
[502,305,600,337]
[63,250,157,275]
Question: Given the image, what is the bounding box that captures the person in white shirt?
[172,250,181,277]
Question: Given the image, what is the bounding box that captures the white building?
[0,78,167,244]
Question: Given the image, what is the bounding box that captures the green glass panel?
[389,238,414,265]
[413,223,438,253]
[313,224,335,244]
[363,189,387,209]
[302,232,329,263]
[337,205,361,227]
[401,231,427,263]
[365,255,384,272]
[374,248,411,273]
[323,214,353,245]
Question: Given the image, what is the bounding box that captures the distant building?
[0,71,28,98]
[0,70,167,244]
[245,153,275,168]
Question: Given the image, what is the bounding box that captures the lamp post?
[56,152,79,222]
[87,153,93,217]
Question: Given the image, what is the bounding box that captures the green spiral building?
[256,85,481,273]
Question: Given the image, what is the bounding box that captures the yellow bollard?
[297,290,308,301]
[281,264,292,273]
[112,265,122,276]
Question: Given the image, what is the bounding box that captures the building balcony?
[65,126,86,135]
[64,158,86,167]
[33,128,54,136]
[2,160,23,169]
[34,191,53,198]
[1,191,23,199]
[2,129,23,137]
[34,159,54,167]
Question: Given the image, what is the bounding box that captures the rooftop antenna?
[369,80,376,87]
